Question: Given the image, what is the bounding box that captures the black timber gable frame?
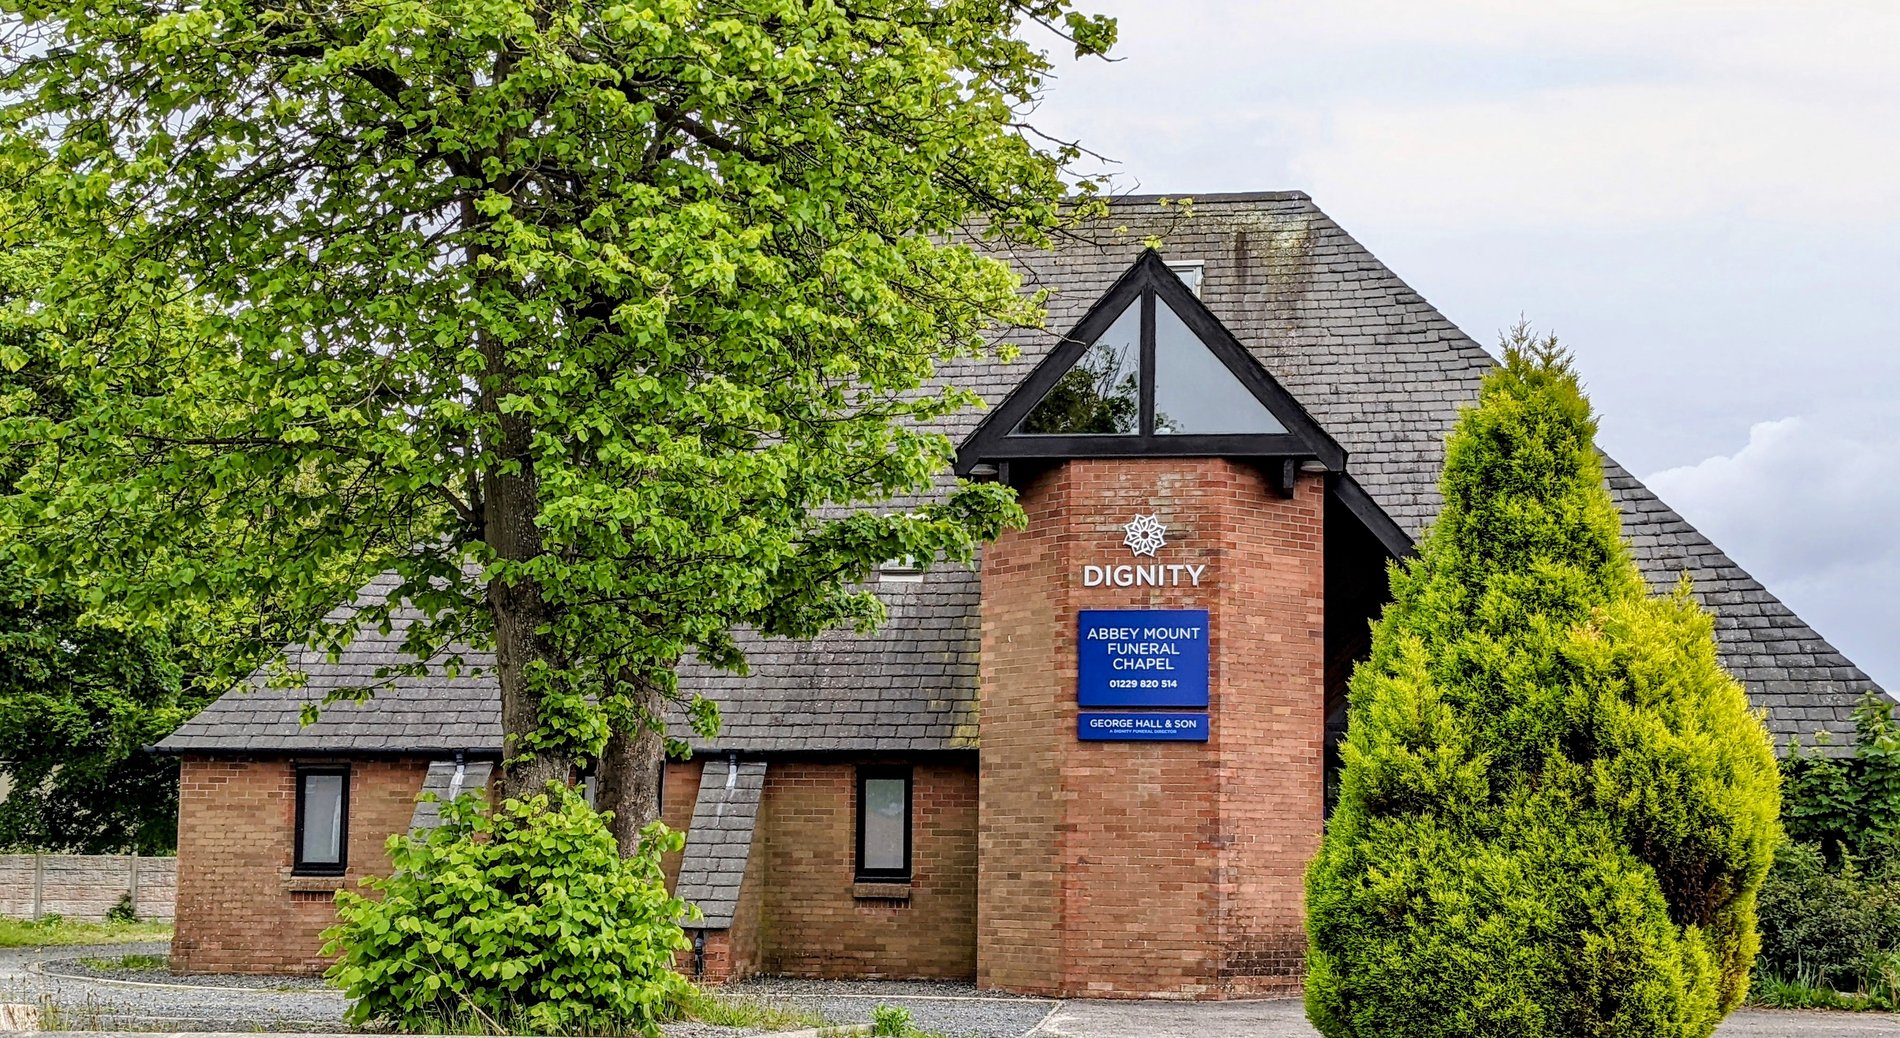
[956,249,1348,478]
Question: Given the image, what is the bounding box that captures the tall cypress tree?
[1306,331,1782,1038]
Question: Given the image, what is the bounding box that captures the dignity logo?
[1122,514,1167,557]
[1082,514,1205,588]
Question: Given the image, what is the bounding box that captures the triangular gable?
[956,249,1345,477]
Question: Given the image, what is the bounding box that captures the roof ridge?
[1106,189,1311,204]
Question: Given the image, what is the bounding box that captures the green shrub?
[323,785,693,1036]
[105,893,137,924]
[1305,334,1782,1038]
[1782,693,1900,865]
[1868,949,1900,1010]
[871,1004,914,1037]
[1756,693,1900,1006]
[1755,841,1900,996]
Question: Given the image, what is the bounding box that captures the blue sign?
[1077,608,1210,708]
[1077,711,1210,742]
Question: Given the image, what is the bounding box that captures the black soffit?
[955,249,1348,476]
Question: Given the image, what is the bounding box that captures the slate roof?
[158,192,1887,757]
[671,566,980,753]
[161,572,500,755]
[674,761,767,929]
[408,760,495,832]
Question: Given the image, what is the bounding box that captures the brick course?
[172,756,429,974]
[659,758,703,889]
[752,758,978,980]
[977,458,1325,997]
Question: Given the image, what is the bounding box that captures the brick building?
[157,193,1888,995]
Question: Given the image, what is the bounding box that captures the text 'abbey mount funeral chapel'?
[157,193,1887,998]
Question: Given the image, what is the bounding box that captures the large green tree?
[1305,332,1782,1038]
[0,564,197,854]
[0,0,1112,841]
[0,194,215,854]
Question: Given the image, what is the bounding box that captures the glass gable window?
[1017,299,1140,434]
[855,767,911,881]
[964,252,1343,475]
[294,767,349,876]
[1152,298,1286,435]
[1010,284,1286,441]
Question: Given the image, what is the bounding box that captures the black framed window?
[294,766,350,876]
[1014,289,1283,438]
[855,766,912,882]
[1018,297,1141,435]
[1151,295,1285,435]
[955,250,1348,479]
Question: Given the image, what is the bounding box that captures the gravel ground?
[0,941,348,1031]
[1,942,767,1036]
[719,978,1056,1037]
[3,943,1891,1037]
[41,954,334,991]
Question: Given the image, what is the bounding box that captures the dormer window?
[879,557,926,582]
[1151,296,1285,435]
[1165,260,1203,296]
[1011,266,1285,439]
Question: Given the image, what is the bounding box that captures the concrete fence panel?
[0,853,177,922]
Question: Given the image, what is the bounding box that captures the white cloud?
[1029,2,1900,692]
[1646,412,1900,691]
[1037,1,1900,231]
[1292,84,1898,230]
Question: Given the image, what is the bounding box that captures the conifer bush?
[1305,331,1782,1038]
[324,786,692,1036]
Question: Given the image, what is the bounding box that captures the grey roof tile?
[674,761,766,929]
[157,193,1886,757]
[159,572,503,755]
[408,760,494,832]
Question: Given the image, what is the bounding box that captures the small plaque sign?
[1077,711,1210,742]
[1076,608,1210,708]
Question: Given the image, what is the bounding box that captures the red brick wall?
[685,850,765,985]
[753,758,978,979]
[977,458,1326,997]
[659,759,703,890]
[726,842,765,979]
[172,756,429,975]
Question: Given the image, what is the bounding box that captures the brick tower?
[974,457,1326,997]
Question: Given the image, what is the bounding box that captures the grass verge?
[0,916,172,948]
[375,990,838,1035]
[1747,973,1894,1012]
[74,952,170,972]
[672,989,834,1031]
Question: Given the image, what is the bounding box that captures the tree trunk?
[487,567,574,801]
[597,671,667,856]
[478,323,574,802]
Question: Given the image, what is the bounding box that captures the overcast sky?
[1032,1,1900,692]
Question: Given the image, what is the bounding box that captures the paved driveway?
[1028,999,1899,1038]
